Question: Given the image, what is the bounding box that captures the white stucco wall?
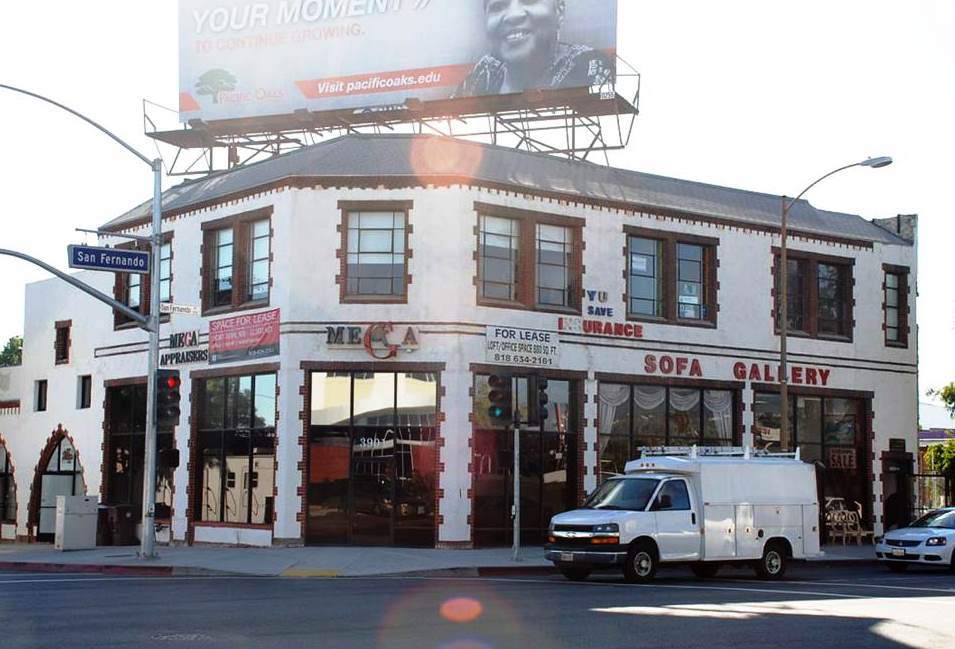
[0,182,918,545]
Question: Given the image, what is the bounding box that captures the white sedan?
[876,507,955,571]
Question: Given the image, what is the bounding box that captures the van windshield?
[584,478,660,511]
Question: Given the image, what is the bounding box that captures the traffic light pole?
[0,84,164,560]
[140,160,163,559]
[512,396,521,562]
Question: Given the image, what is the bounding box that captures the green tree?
[924,435,955,476]
[928,383,955,417]
[195,69,237,104]
[0,336,22,366]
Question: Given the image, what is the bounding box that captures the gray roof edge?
[99,134,911,246]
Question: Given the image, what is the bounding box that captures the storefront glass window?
[307,371,438,547]
[668,388,702,444]
[824,398,858,445]
[196,373,277,525]
[599,383,738,484]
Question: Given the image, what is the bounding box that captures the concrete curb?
[0,561,242,578]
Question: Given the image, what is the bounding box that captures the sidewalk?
[0,542,875,578]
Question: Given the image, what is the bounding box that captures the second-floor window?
[202,209,272,314]
[54,321,70,364]
[114,238,172,327]
[626,228,717,325]
[884,266,909,346]
[345,210,407,299]
[476,203,582,312]
[775,252,853,340]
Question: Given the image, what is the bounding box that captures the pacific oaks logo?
[195,68,238,104]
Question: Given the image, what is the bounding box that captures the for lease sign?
[209,308,280,364]
[485,326,559,369]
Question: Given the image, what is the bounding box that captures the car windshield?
[584,478,660,511]
[909,509,955,529]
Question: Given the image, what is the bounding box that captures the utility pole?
[512,377,521,561]
[0,84,165,559]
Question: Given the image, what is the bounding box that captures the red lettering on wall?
[819,369,831,386]
[676,357,688,375]
[660,356,675,374]
[733,362,747,381]
[792,367,803,385]
[645,354,657,374]
[690,359,703,377]
[806,368,818,385]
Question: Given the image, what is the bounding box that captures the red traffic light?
[164,375,181,390]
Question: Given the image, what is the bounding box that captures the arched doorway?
[31,431,85,542]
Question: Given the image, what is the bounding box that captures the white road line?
[736,578,955,595]
[355,575,874,599]
[0,575,264,585]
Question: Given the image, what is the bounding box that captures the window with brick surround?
[54,321,70,364]
[346,210,406,298]
[201,208,272,315]
[475,202,583,313]
[883,266,909,347]
[774,250,854,341]
[114,236,172,328]
[625,228,718,326]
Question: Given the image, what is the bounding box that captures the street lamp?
[0,83,165,559]
[777,156,893,449]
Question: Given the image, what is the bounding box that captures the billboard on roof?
[179,0,617,123]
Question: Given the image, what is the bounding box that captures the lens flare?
[408,136,484,183]
[440,597,484,623]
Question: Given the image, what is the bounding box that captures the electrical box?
[54,495,98,551]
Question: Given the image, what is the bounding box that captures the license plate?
[560,552,574,562]
[891,548,905,557]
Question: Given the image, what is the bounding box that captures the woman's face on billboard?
[485,0,564,68]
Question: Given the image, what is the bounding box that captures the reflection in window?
[628,237,663,317]
[346,211,407,297]
[536,224,573,308]
[159,242,172,303]
[214,228,234,307]
[249,220,270,302]
[677,244,705,319]
[817,263,848,336]
[197,373,276,525]
[479,215,519,301]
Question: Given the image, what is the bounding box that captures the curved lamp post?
[778,156,893,449]
[0,83,164,559]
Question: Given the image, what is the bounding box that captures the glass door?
[37,437,84,542]
[350,428,394,546]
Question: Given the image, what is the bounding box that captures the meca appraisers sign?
[179,0,617,122]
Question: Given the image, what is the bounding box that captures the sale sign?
[209,308,280,365]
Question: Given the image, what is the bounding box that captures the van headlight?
[925,537,947,546]
[593,523,619,534]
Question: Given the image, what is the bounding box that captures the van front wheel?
[624,542,658,583]
[755,542,788,580]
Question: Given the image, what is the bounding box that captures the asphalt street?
[0,563,953,649]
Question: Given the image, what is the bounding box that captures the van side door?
[651,479,701,561]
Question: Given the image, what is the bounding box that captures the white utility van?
[545,447,821,582]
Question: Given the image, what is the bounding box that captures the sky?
[0,1,952,402]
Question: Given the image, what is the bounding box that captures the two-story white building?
[0,134,918,547]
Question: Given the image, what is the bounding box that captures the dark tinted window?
[655,480,691,511]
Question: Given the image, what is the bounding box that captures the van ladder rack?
[637,446,802,461]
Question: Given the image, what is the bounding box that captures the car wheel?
[755,542,787,580]
[624,541,658,583]
[886,562,908,573]
[691,563,720,579]
[559,566,591,581]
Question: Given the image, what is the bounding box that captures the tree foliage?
[924,436,955,476]
[927,382,955,417]
[0,336,22,366]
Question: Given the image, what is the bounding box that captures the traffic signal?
[156,369,182,428]
[487,372,513,424]
[536,376,549,423]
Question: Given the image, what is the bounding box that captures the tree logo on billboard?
[196,69,237,104]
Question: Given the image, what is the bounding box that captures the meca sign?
[327,323,419,360]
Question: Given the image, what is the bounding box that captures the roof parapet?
[872,214,918,243]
